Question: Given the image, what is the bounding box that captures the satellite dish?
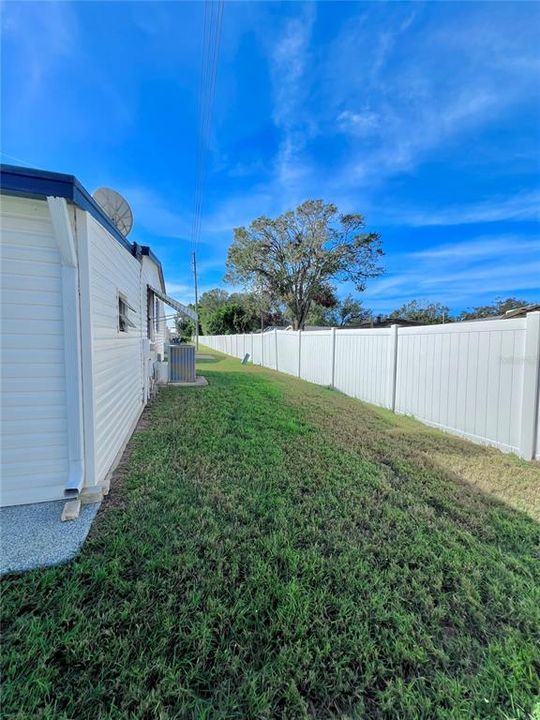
[92,187,133,236]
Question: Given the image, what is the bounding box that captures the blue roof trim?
[1,164,134,255]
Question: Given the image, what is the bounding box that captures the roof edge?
[137,245,166,293]
[0,163,134,253]
[0,164,166,286]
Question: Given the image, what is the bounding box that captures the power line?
[190,0,224,350]
[190,1,212,256]
[191,0,224,256]
[193,251,199,350]
[0,150,36,168]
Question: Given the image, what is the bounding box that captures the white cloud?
[361,234,540,312]
[269,5,316,195]
[118,183,274,246]
[384,191,540,227]
[2,2,132,139]
[271,9,314,128]
[411,235,540,260]
[337,110,380,137]
[325,5,540,188]
[165,282,193,296]
[1,2,78,108]
[209,4,540,245]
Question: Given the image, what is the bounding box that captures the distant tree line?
[177,294,532,336]
[389,297,532,325]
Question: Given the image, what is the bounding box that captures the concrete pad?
[0,499,100,575]
[168,375,208,387]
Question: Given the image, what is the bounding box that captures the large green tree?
[197,289,230,333]
[225,200,383,330]
[206,303,255,335]
[198,287,285,334]
[198,288,229,315]
[174,315,195,343]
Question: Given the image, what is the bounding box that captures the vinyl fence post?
[390,324,399,412]
[519,311,540,459]
[262,331,265,367]
[330,327,337,388]
[274,328,279,371]
[251,332,254,363]
[298,330,302,378]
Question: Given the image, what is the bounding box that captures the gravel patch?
[0,500,100,575]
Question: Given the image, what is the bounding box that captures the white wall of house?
[0,196,70,505]
[83,213,145,488]
[0,190,171,507]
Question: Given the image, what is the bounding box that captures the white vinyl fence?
[201,312,540,460]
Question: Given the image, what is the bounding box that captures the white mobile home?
[0,164,192,511]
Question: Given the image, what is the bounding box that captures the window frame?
[118,291,135,334]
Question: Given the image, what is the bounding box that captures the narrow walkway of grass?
[2,352,539,719]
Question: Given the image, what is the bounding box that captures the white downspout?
[47,197,85,497]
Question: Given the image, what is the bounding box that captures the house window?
[118,293,135,333]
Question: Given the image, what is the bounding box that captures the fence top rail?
[296,330,333,337]
[201,315,529,340]
[335,327,394,336]
[397,317,527,335]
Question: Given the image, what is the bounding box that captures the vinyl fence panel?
[300,331,333,385]
[276,331,300,377]
[252,333,262,365]
[200,312,540,460]
[334,329,395,408]
[395,319,527,454]
[263,331,276,370]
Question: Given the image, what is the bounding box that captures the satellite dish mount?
[92,187,133,237]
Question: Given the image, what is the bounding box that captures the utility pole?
[192,251,199,350]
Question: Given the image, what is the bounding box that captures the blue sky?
[2,1,539,314]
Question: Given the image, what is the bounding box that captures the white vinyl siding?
[0,196,69,505]
[141,256,167,359]
[86,216,144,486]
[1,193,172,507]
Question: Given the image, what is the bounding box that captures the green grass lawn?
[2,351,540,719]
